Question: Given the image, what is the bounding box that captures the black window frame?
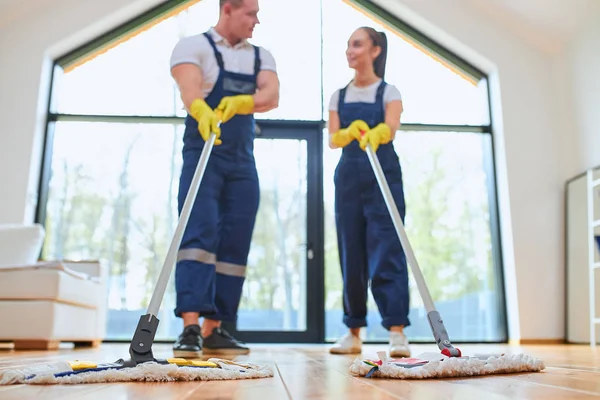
[35,0,508,344]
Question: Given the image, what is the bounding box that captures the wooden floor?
[1,342,599,399]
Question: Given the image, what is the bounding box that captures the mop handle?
[146,129,218,318]
[364,144,436,314]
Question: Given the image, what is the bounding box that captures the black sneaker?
[202,327,249,355]
[173,324,202,358]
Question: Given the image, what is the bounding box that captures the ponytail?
[361,27,388,79]
[373,31,387,78]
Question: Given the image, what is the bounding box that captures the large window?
[38,0,507,343]
[320,1,502,342]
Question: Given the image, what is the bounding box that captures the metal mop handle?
[365,143,461,357]
[128,119,220,365]
[146,131,217,318]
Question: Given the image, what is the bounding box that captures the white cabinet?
[566,166,600,345]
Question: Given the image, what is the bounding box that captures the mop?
[349,140,545,379]
[0,121,274,385]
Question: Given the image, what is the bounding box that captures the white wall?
[567,12,600,173]
[0,0,162,224]
[372,0,578,341]
[385,0,597,342]
[0,0,596,341]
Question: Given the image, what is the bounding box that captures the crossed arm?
[170,63,279,114]
[252,70,279,113]
[171,64,203,113]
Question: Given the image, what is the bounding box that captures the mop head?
[0,358,273,385]
[350,352,545,379]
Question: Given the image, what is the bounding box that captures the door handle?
[299,242,314,260]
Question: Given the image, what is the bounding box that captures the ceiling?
[0,0,30,20]
[486,0,599,38]
[0,0,598,49]
[0,0,54,29]
[0,0,19,9]
[461,0,600,51]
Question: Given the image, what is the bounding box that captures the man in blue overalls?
[169,0,279,357]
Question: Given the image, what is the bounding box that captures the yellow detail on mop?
[67,361,98,370]
[0,114,275,385]
[166,358,219,368]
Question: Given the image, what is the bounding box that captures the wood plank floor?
[0,342,599,399]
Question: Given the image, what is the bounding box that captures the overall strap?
[337,83,350,113]
[253,46,261,76]
[203,32,224,69]
[375,80,387,104]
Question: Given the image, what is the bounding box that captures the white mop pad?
[0,358,273,385]
[350,353,545,379]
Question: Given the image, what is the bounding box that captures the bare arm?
[328,110,341,149]
[385,99,403,140]
[253,70,279,113]
[171,63,204,112]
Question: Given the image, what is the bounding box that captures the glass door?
[222,120,324,343]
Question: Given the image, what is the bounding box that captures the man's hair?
[220,0,243,8]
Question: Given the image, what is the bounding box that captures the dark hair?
[360,27,388,78]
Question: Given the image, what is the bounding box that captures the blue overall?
[174,31,260,323]
[334,80,411,330]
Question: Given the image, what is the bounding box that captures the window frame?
[35,0,508,344]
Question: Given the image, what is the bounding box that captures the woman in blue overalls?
[328,27,411,357]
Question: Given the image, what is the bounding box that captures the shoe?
[329,332,362,354]
[173,324,203,358]
[202,327,250,355]
[389,331,411,358]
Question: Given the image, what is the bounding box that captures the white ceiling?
[462,0,600,52]
[0,0,29,18]
[0,0,19,8]
[0,0,53,29]
[488,0,599,38]
[0,0,598,50]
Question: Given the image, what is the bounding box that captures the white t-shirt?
[328,79,402,112]
[170,27,277,98]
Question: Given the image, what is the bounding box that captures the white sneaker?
[389,331,411,358]
[330,332,362,354]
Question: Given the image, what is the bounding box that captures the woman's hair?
[360,27,388,78]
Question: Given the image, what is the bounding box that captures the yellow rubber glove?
[347,120,370,141]
[359,123,392,152]
[330,128,354,148]
[330,120,370,148]
[216,95,255,123]
[190,98,222,145]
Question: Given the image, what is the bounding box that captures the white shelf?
[567,169,600,345]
